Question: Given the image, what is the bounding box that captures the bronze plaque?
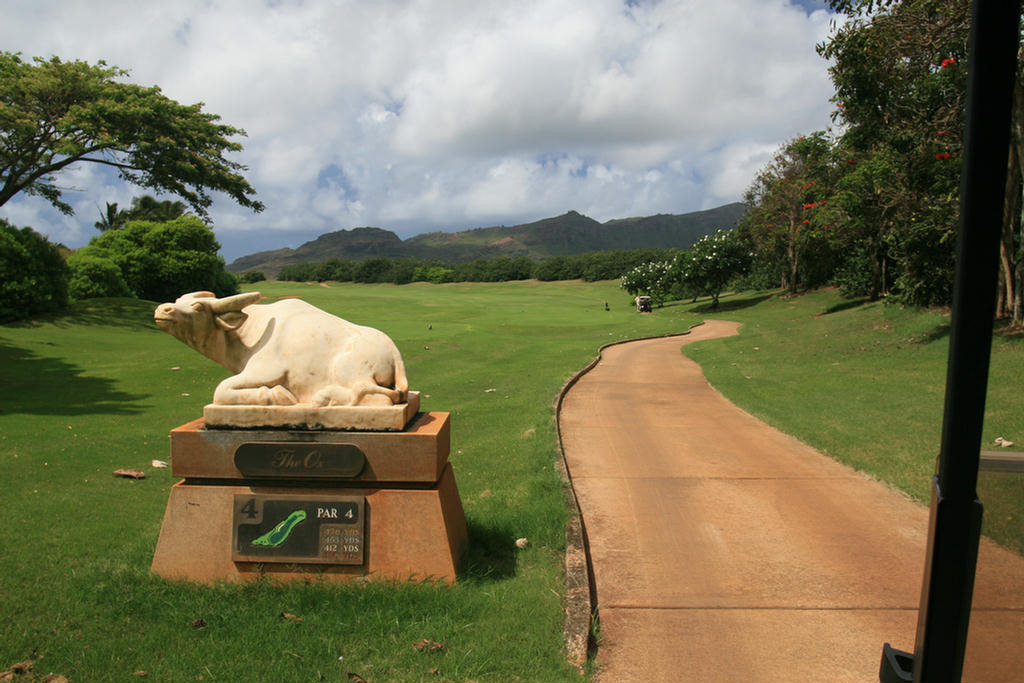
[232,494,365,565]
[234,442,366,479]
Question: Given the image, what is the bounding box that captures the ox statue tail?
[394,350,409,403]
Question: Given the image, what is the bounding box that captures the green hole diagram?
[251,509,307,547]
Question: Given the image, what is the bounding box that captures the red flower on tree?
[935,152,952,160]
[941,58,956,68]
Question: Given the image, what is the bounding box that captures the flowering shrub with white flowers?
[674,229,752,309]
[620,258,678,307]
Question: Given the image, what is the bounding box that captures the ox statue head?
[154,291,263,352]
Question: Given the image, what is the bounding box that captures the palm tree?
[94,194,193,232]
[94,201,128,231]
[126,195,190,222]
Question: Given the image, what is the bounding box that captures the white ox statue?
[154,291,408,408]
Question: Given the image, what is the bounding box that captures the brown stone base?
[151,464,467,584]
[170,412,450,484]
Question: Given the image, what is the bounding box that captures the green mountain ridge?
[228,203,748,276]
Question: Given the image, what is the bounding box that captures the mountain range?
[227,202,748,276]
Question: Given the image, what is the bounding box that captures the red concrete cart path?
[558,320,1024,682]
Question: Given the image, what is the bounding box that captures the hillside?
[228,202,747,275]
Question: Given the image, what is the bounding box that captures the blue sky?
[1,0,840,261]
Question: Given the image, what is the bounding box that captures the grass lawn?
[0,280,696,683]
[2,280,1020,682]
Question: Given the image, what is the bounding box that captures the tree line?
[731,0,1024,326]
[737,0,968,308]
[1,211,240,323]
[271,248,682,285]
[740,0,974,309]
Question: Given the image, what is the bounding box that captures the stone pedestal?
[151,412,467,583]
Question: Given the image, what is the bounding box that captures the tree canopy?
[740,132,835,294]
[0,218,69,322]
[728,0,994,311]
[73,216,238,302]
[0,52,263,219]
[94,194,190,231]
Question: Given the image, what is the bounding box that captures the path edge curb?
[553,320,706,670]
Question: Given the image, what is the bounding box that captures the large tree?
[819,0,970,307]
[740,132,834,294]
[1003,80,1024,325]
[0,52,263,219]
[828,147,909,299]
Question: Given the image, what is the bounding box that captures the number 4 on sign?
[241,499,258,518]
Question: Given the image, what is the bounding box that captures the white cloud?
[705,140,785,204]
[0,0,839,260]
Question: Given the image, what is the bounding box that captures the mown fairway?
[0,280,695,683]
[1,281,1021,683]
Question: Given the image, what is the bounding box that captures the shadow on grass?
[920,322,952,344]
[656,299,697,309]
[2,298,161,332]
[690,292,775,314]
[819,297,871,315]
[458,519,518,581]
[0,339,147,416]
